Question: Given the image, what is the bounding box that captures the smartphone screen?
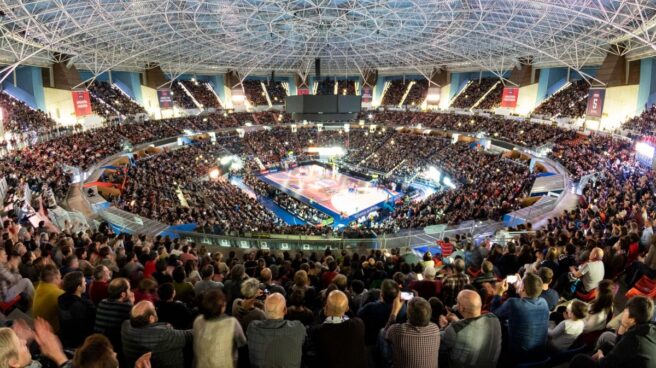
[400,291,414,301]
[506,275,518,284]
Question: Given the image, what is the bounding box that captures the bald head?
[325,290,349,317]
[264,292,286,319]
[130,301,157,327]
[456,290,482,319]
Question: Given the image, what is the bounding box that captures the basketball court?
[259,164,397,219]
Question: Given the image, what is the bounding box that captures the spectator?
[310,290,367,368]
[383,296,440,368]
[548,300,588,351]
[193,289,246,368]
[232,277,266,332]
[0,248,34,302]
[89,265,111,305]
[58,271,96,349]
[539,267,559,311]
[195,264,224,296]
[285,288,314,326]
[32,264,64,332]
[121,300,192,368]
[73,334,120,368]
[439,290,502,368]
[259,268,285,297]
[472,260,498,289]
[569,296,655,367]
[155,282,194,330]
[247,293,306,368]
[442,259,470,306]
[569,247,605,294]
[172,266,195,304]
[491,272,550,363]
[94,277,134,361]
[408,266,441,299]
[582,279,614,334]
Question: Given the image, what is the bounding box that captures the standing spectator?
[247,293,306,368]
[408,267,442,299]
[439,290,502,368]
[442,259,470,306]
[32,264,64,332]
[358,279,407,348]
[259,268,285,297]
[491,272,550,363]
[156,283,194,330]
[472,260,497,289]
[121,301,192,368]
[384,296,440,368]
[310,290,367,368]
[89,265,111,305]
[224,264,246,314]
[94,277,134,361]
[232,277,266,332]
[58,271,96,349]
[193,289,247,368]
[194,264,224,296]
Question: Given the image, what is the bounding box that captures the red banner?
[500,87,520,108]
[297,88,310,96]
[586,88,605,118]
[72,90,92,117]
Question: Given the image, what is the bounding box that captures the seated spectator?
[247,293,306,368]
[121,301,192,368]
[58,271,96,349]
[472,260,498,289]
[569,296,655,367]
[408,266,442,299]
[439,290,502,368]
[32,264,64,332]
[232,277,266,332]
[195,264,224,296]
[491,272,550,363]
[582,279,614,334]
[155,282,194,330]
[442,259,470,306]
[310,290,367,368]
[94,277,134,361]
[627,236,656,287]
[193,289,246,368]
[0,248,34,302]
[383,296,440,368]
[89,265,111,305]
[569,247,604,294]
[539,267,559,311]
[548,300,588,351]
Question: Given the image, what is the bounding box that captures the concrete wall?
[637,57,656,112]
[514,83,540,116]
[43,87,77,125]
[597,84,639,131]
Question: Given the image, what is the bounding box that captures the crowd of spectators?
[179,80,221,110]
[265,81,287,104]
[622,104,656,135]
[381,80,409,106]
[403,80,429,106]
[87,81,146,116]
[476,81,504,110]
[317,79,336,96]
[451,78,499,109]
[341,80,357,95]
[533,80,590,119]
[0,92,55,134]
[170,83,196,109]
[243,80,268,106]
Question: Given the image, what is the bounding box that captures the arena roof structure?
[1,0,656,80]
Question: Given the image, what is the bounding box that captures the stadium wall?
[514,83,539,115]
[139,85,162,117]
[637,57,656,112]
[14,66,45,110]
[43,87,77,125]
[112,71,143,104]
[536,67,568,103]
[598,84,639,130]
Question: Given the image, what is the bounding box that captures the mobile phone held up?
[400,291,414,301]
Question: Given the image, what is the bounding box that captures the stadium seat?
[625,279,656,300]
[575,288,598,302]
[0,295,22,315]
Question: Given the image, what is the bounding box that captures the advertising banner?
[297,88,310,96]
[362,86,373,103]
[500,87,520,108]
[586,88,606,118]
[157,89,173,109]
[71,90,92,117]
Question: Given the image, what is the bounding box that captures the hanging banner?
[362,87,373,103]
[72,90,92,117]
[297,88,310,96]
[157,89,173,109]
[426,86,441,104]
[500,87,520,108]
[586,88,606,118]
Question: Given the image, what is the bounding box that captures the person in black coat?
[155,282,194,329]
[58,271,96,349]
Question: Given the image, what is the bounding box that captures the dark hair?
[201,264,215,279]
[172,266,186,283]
[40,264,60,283]
[428,297,447,323]
[93,265,107,280]
[200,289,226,319]
[157,283,175,301]
[454,258,465,273]
[538,267,553,284]
[407,297,432,327]
[107,278,130,300]
[381,279,400,304]
[62,271,84,294]
[589,279,614,315]
[569,300,589,320]
[625,295,654,324]
[72,334,119,368]
[522,272,543,299]
[351,279,365,294]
